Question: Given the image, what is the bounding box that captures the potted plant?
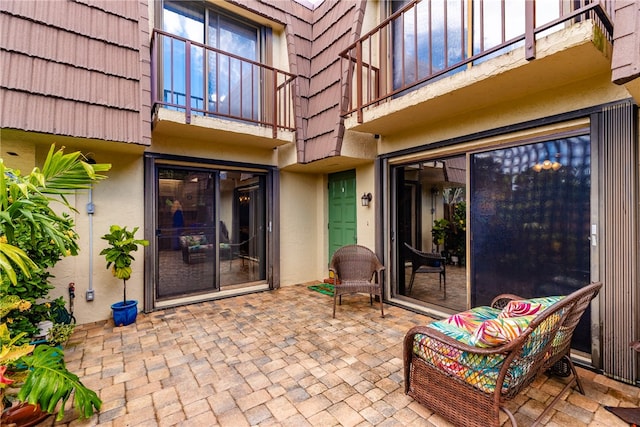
[431,218,449,254]
[100,225,148,326]
[1,145,106,421]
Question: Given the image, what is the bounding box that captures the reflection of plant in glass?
[449,201,467,258]
[432,219,449,252]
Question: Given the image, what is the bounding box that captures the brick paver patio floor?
[44,283,639,426]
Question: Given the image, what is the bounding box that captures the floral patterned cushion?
[470,315,536,348]
[413,297,565,394]
[428,306,500,344]
[414,307,508,394]
[498,296,564,318]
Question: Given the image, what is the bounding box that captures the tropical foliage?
[1,145,109,419]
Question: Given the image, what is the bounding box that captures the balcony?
[151,29,296,144]
[340,0,614,135]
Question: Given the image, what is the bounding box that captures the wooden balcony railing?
[340,0,614,123]
[151,29,296,138]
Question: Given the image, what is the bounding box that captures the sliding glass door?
[390,130,593,352]
[155,164,266,300]
[470,135,592,352]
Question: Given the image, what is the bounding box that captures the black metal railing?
[340,0,614,123]
[151,29,297,137]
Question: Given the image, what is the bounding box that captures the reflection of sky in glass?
[163,8,204,104]
[163,9,203,42]
[481,135,590,176]
[393,0,565,88]
[162,3,258,117]
[478,0,560,50]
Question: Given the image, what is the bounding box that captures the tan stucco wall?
[361,0,383,37]
[356,164,376,250]
[380,72,631,155]
[0,139,36,173]
[48,149,146,325]
[150,131,278,166]
[279,171,325,285]
[0,139,145,324]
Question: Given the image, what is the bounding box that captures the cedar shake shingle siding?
[302,0,366,163]
[611,1,640,85]
[230,0,365,163]
[0,0,150,145]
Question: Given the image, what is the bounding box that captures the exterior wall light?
[361,192,372,207]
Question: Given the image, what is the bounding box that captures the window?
[161,0,262,121]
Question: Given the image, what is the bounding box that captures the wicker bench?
[403,282,602,427]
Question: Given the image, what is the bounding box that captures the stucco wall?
[356,164,376,250]
[278,171,325,285]
[380,72,630,154]
[47,148,146,324]
[0,140,145,324]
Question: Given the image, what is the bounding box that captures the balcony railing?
[151,29,297,138]
[340,0,614,123]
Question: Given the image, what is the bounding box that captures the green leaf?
[0,243,36,284]
[17,345,102,421]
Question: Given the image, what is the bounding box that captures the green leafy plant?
[47,323,76,347]
[0,145,109,419]
[17,345,101,419]
[1,145,109,342]
[450,201,466,258]
[100,225,149,305]
[431,218,449,252]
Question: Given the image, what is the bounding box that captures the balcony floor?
[49,284,638,426]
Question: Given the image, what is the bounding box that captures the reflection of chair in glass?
[329,245,385,318]
[404,243,446,298]
[221,230,256,271]
[231,235,256,268]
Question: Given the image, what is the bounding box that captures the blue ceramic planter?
[111,300,138,326]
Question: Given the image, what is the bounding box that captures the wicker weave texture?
[408,357,498,427]
[404,282,602,427]
[329,245,385,318]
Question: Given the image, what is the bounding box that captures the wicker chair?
[404,243,446,297]
[329,245,385,318]
[403,282,602,427]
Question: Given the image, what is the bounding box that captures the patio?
[48,283,638,426]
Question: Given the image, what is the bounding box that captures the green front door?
[328,170,357,260]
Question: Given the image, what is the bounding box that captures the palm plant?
[0,145,109,420]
